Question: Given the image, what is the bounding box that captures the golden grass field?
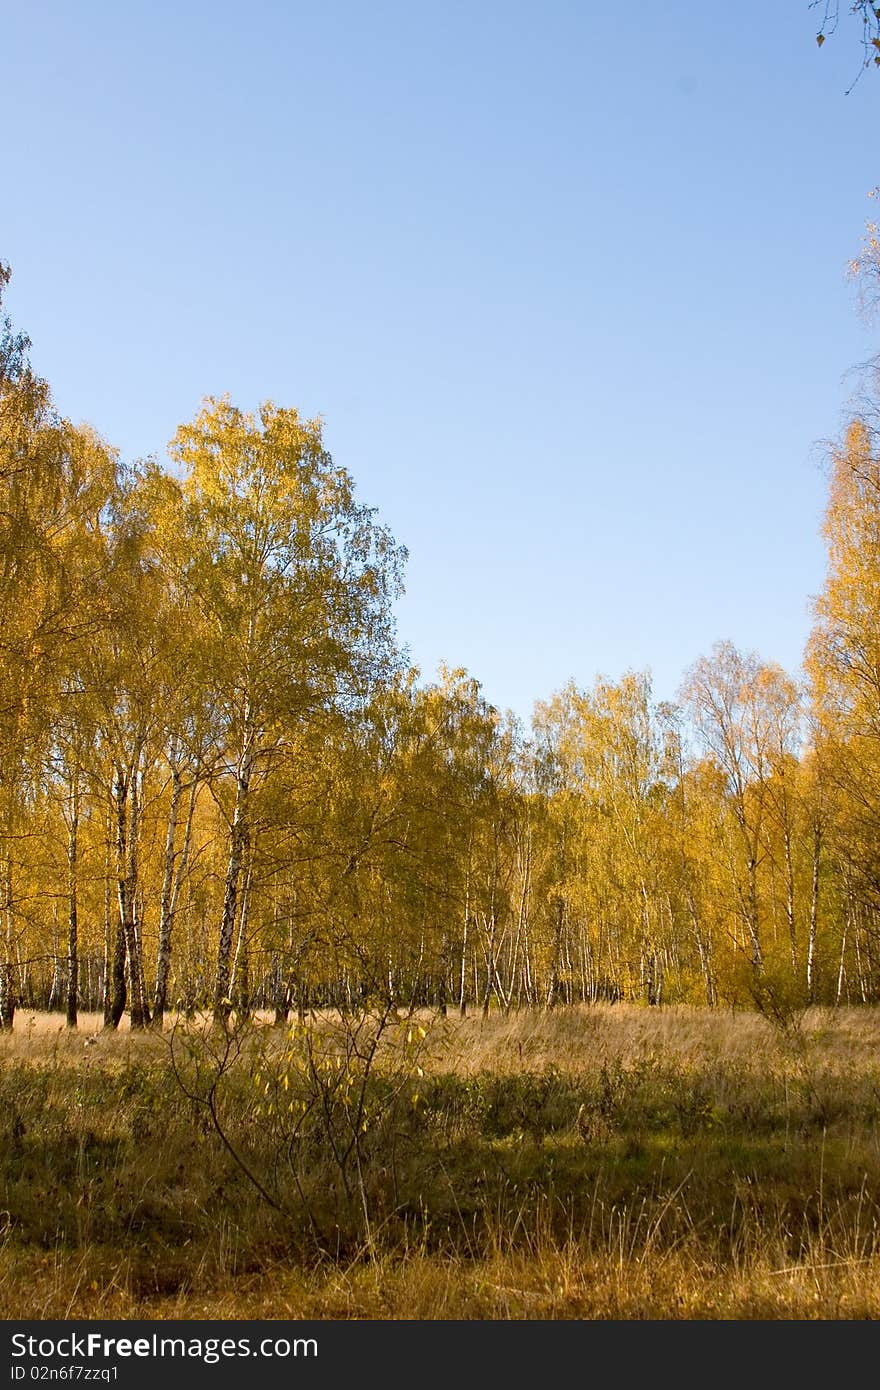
[3,1003,880,1319]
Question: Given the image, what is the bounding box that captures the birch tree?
[168,397,405,1025]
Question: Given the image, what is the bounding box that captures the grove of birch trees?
[3,256,880,1027]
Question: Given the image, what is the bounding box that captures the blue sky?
[3,1,877,724]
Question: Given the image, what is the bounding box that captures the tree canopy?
[1,241,880,1029]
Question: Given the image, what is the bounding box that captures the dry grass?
[7,1244,880,1320]
[5,1218,880,1319]
[15,1001,879,1073]
[425,1002,880,1075]
[3,1004,880,1319]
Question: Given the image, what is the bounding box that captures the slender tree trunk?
[782,822,798,974]
[231,849,253,1019]
[129,762,150,1027]
[562,927,574,1004]
[109,768,135,1029]
[66,775,80,1029]
[115,760,149,1029]
[746,853,763,972]
[481,912,497,1020]
[273,957,289,1026]
[522,918,534,1006]
[153,758,198,1027]
[547,816,568,1007]
[102,810,115,1024]
[0,855,15,1031]
[507,843,529,1014]
[836,903,849,1007]
[459,858,471,1017]
[214,743,253,1025]
[48,904,62,1011]
[153,760,181,1025]
[854,901,868,1003]
[807,820,821,1003]
[686,887,715,1007]
[437,931,448,1017]
[107,771,131,1031]
[0,963,13,1029]
[106,921,127,1028]
[547,896,564,1008]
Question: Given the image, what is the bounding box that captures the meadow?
[2,1004,880,1319]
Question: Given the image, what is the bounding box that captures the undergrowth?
[2,1004,880,1318]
